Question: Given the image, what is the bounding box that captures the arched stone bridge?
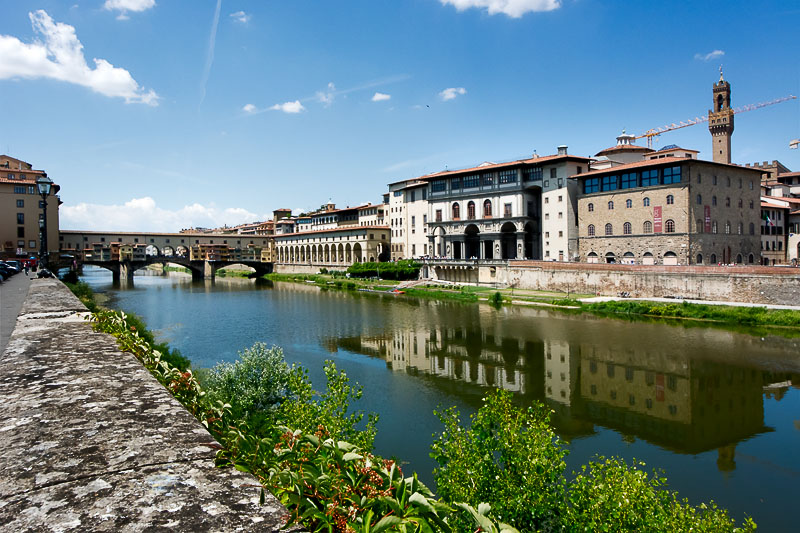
[81,255,272,281]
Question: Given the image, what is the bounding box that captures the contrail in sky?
[200,0,222,108]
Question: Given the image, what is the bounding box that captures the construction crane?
[635,94,797,148]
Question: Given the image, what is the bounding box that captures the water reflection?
[330,317,799,472]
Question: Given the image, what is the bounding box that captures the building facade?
[0,155,60,260]
[387,179,429,260]
[574,157,762,265]
[420,147,591,261]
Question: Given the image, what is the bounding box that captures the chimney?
[557,145,568,156]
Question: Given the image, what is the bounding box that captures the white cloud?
[103,0,156,20]
[229,10,251,24]
[242,103,257,113]
[270,100,305,114]
[694,49,725,62]
[316,82,336,106]
[0,10,158,104]
[371,92,391,102]
[439,87,467,101]
[61,197,262,232]
[440,0,560,17]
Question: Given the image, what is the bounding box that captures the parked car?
[1,262,20,275]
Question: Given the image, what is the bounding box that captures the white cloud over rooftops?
[440,0,561,18]
[61,197,262,233]
[0,10,158,104]
[439,87,466,101]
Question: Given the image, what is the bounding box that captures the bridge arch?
[162,245,175,257]
[145,244,159,256]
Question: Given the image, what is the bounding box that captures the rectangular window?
[662,166,681,184]
[28,186,35,194]
[481,173,493,187]
[620,172,637,189]
[523,167,542,181]
[584,177,599,194]
[18,227,25,238]
[14,185,25,194]
[601,175,618,191]
[640,169,659,187]
[463,174,480,188]
[17,213,24,224]
[422,189,427,199]
[393,190,403,197]
[410,190,416,202]
[423,214,427,224]
[431,180,446,192]
[504,203,512,217]
[550,168,557,180]
[29,240,36,249]
[16,199,24,208]
[435,209,442,222]
[451,177,461,190]
[499,169,517,184]
[411,216,415,226]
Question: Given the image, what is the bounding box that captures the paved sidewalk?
[0,272,33,355]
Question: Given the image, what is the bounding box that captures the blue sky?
[1,0,799,231]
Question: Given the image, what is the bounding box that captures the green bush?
[347,260,420,280]
[431,390,568,531]
[490,291,503,306]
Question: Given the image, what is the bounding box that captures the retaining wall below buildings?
[429,260,800,306]
[0,279,298,532]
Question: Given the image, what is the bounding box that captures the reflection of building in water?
[328,313,782,466]
[578,343,769,458]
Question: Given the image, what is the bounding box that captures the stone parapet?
[0,279,299,532]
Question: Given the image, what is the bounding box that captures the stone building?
[708,70,734,165]
[387,179,428,260]
[0,155,60,260]
[573,156,763,265]
[419,147,591,261]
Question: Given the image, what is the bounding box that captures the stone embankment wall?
[430,260,800,305]
[0,279,299,532]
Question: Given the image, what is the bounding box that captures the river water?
[81,267,800,531]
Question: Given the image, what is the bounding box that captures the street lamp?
[36,175,53,270]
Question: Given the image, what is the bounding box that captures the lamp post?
[36,175,53,270]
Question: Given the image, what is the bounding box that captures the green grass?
[216,268,253,278]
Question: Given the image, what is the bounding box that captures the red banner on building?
[704,205,711,233]
[653,205,662,233]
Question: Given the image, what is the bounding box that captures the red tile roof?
[416,153,592,181]
[595,144,653,157]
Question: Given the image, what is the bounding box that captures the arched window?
[626,199,632,208]
[483,199,492,217]
[666,194,674,205]
[697,194,702,205]
[587,202,594,212]
[749,222,755,235]
[737,222,743,235]
[605,223,613,236]
[608,201,614,210]
[748,253,754,264]
[725,197,731,207]
[738,199,743,208]
[696,254,703,264]
[665,219,675,233]
[643,221,653,233]
[623,222,632,235]
[712,196,717,206]
[467,201,475,220]
[712,221,718,234]
[643,197,650,207]
[710,253,717,264]
[749,200,754,209]
[696,219,703,233]
[452,202,460,220]
[588,224,595,236]
[725,221,731,234]
[736,253,743,264]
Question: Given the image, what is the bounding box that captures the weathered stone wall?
[0,279,300,532]
[428,260,800,305]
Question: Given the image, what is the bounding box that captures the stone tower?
[708,68,734,164]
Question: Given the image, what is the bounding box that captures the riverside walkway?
[0,279,297,531]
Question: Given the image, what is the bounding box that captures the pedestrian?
[24,263,30,277]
